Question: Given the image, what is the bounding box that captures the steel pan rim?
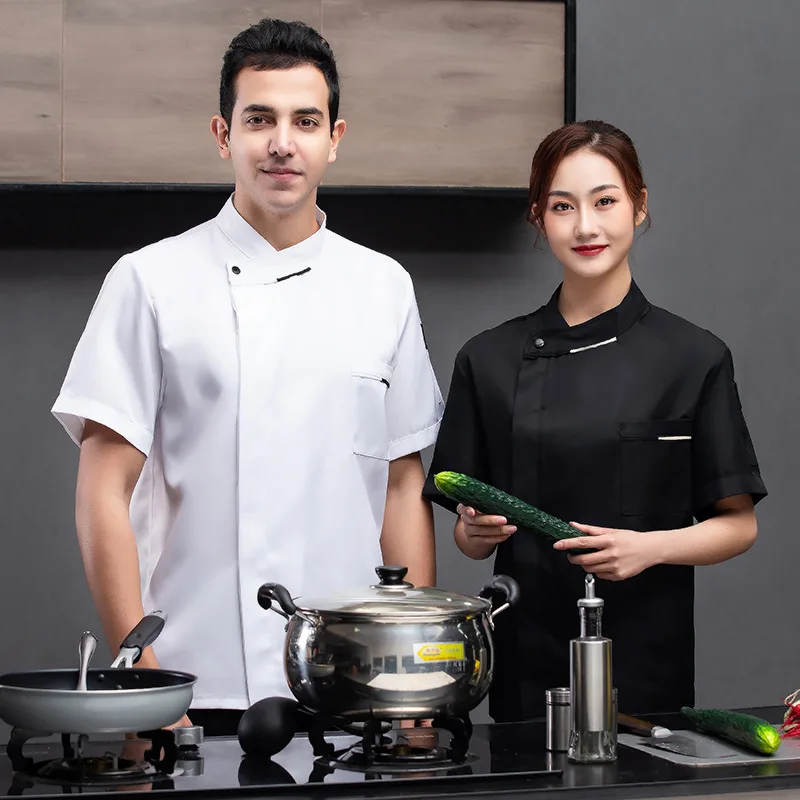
[0,671,197,697]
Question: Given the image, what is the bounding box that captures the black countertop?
[1,707,797,800]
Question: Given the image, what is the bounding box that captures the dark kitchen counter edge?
[48,770,800,800]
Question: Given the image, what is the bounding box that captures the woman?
[423,120,766,721]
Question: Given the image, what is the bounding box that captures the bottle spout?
[578,573,603,608]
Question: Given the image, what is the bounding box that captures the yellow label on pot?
[413,642,465,663]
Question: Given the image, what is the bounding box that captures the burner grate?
[5,727,185,788]
[373,743,451,763]
[314,744,477,778]
[305,711,477,780]
[28,755,156,786]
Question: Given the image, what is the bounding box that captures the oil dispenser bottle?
[568,574,617,763]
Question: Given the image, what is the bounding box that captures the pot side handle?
[258,583,297,618]
[479,575,521,619]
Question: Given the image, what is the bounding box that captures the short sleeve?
[385,281,444,460]
[692,347,767,518]
[422,351,489,515]
[51,257,162,455]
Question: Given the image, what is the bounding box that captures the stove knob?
[173,725,204,748]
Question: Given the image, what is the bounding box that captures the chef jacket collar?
[215,194,327,276]
[525,279,651,358]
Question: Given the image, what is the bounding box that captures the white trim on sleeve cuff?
[388,419,442,462]
[51,395,154,455]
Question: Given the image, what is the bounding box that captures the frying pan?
[0,613,196,734]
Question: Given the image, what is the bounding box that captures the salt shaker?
[545,687,571,752]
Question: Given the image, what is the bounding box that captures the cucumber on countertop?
[681,707,781,755]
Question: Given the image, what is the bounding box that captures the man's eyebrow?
[241,104,275,115]
[240,105,325,117]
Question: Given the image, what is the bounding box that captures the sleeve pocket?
[619,419,693,516]
[352,363,394,460]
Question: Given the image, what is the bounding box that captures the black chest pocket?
[619,420,693,516]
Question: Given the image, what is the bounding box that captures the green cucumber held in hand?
[433,471,583,543]
[681,707,781,755]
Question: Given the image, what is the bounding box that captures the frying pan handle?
[118,611,167,665]
[480,575,521,619]
[258,583,297,618]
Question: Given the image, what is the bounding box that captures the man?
[52,18,443,735]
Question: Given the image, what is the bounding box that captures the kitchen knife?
[618,712,672,739]
[618,713,737,759]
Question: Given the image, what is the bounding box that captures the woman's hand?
[553,523,662,580]
[457,504,517,545]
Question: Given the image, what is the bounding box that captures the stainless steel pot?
[257,565,519,720]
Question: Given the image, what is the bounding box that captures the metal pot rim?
[291,583,494,618]
[292,606,490,623]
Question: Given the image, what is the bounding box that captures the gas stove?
[5,726,204,793]
[300,710,476,781]
[0,719,560,796]
[2,708,797,799]
[304,707,474,767]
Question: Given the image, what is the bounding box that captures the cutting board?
[619,731,800,767]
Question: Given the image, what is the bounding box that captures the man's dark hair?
[219,18,340,135]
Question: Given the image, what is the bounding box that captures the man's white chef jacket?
[52,197,444,708]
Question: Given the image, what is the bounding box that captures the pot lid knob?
[375,565,413,587]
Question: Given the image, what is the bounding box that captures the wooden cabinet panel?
[321,0,564,187]
[62,0,322,183]
[0,0,566,187]
[0,0,62,182]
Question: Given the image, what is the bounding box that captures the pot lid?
[293,566,492,617]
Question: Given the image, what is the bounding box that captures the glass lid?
[293,566,492,617]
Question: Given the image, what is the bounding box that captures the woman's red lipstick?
[573,245,608,256]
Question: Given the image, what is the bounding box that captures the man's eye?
[299,118,318,127]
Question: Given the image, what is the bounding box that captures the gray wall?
[1,0,798,739]
[576,0,800,708]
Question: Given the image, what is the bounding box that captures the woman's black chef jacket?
[423,281,766,721]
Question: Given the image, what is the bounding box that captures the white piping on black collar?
[569,336,618,355]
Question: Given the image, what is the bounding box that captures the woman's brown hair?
[527,120,650,232]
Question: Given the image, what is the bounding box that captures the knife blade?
[641,736,738,759]
[618,713,737,759]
